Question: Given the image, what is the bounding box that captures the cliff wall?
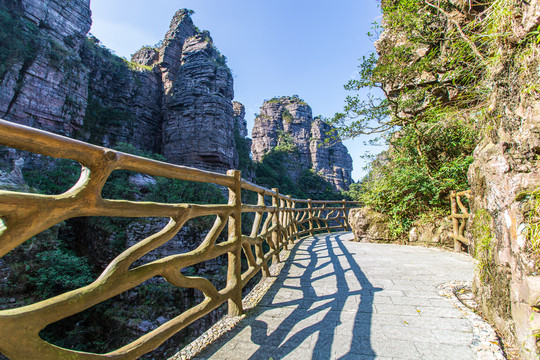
[251,96,353,190]
[0,0,91,136]
[373,0,540,357]
[0,2,242,171]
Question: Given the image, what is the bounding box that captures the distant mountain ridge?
[0,1,353,192]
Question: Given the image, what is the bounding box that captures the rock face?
[468,99,540,358]
[233,101,248,138]
[131,47,159,67]
[408,218,453,246]
[80,39,163,152]
[348,207,392,242]
[160,12,237,170]
[349,207,454,247]
[251,96,353,190]
[0,3,244,172]
[0,0,91,136]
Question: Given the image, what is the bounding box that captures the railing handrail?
[0,119,358,359]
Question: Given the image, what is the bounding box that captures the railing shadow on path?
[199,232,383,360]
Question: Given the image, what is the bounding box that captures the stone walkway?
[196,232,479,360]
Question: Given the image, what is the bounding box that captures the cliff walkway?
[0,120,487,359]
[193,232,477,360]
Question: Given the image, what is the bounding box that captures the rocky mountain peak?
[0,2,243,173]
[251,96,353,190]
[21,0,91,50]
[233,101,248,138]
[131,47,159,67]
[159,10,235,171]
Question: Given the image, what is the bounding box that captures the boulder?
[348,207,392,242]
[408,217,453,246]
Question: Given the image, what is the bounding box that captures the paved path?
[197,232,476,360]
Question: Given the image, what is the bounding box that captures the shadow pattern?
[200,232,383,360]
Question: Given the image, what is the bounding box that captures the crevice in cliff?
[2,52,37,119]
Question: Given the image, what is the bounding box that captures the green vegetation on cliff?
[254,147,343,200]
[334,0,540,238]
[0,6,39,81]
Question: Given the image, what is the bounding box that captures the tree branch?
[425,0,484,60]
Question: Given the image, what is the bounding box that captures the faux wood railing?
[450,190,471,252]
[0,119,357,359]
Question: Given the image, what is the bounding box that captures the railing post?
[308,199,314,236]
[285,195,295,248]
[254,192,271,277]
[272,188,281,264]
[290,197,299,242]
[343,199,350,230]
[227,169,243,316]
[450,191,461,252]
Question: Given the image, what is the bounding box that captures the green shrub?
[24,158,81,195]
[348,119,476,238]
[81,96,135,145]
[254,148,343,200]
[275,130,298,153]
[28,249,94,298]
[282,109,293,123]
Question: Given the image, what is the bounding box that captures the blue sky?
[89,0,384,180]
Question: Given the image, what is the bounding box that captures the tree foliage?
[357,120,476,236]
[254,146,343,200]
[332,0,540,237]
[333,0,539,139]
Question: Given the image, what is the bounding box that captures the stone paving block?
[402,289,441,298]
[338,355,395,360]
[372,295,393,304]
[255,305,298,319]
[278,345,315,359]
[414,306,463,318]
[432,328,475,345]
[282,325,319,348]
[390,296,434,307]
[374,304,422,316]
[249,319,284,334]
[380,324,439,343]
[225,342,277,360]
[400,315,472,332]
[359,314,405,329]
[414,341,476,359]
[370,338,422,359]
[373,289,405,297]
[428,298,454,307]
[282,277,303,286]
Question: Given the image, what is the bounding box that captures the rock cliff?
[0,0,91,136]
[465,2,540,357]
[159,12,237,170]
[0,2,243,171]
[373,0,540,357]
[468,88,540,357]
[251,96,353,190]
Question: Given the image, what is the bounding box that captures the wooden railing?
[0,119,358,359]
[450,190,471,252]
